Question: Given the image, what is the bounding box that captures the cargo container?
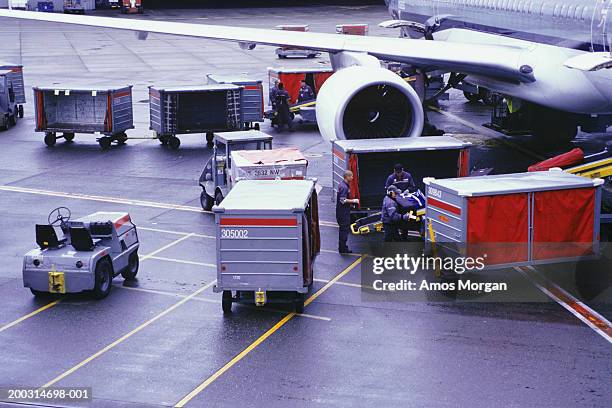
[36,1,54,11]
[268,67,333,106]
[424,170,604,269]
[0,71,19,131]
[213,179,320,313]
[230,148,308,185]
[33,85,134,148]
[206,74,264,130]
[332,136,472,217]
[274,25,319,59]
[0,62,25,118]
[149,84,244,149]
[63,0,94,13]
[336,24,369,35]
[120,0,142,14]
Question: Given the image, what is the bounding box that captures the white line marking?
[139,226,214,239]
[148,255,216,268]
[516,266,612,343]
[141,234,195,261]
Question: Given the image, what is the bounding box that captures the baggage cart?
[213,179,321,313]
[199,130,274,210]
[274,25,319,59]
[336,24,369,35]
[230,148,308,184]
[0,62,25,118]
[0,70,19,131]
[63,0,94,14]
[33,85,134,148]
[268,67,333,106]
[332,136,472,218]
[120,0,143,14]
[424,170,604,269]
[206,74,264,130]
[149,84,244,149]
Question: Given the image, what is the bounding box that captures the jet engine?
[315,66,424,141]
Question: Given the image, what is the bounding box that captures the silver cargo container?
[206,74,264,129]
[33,85,134,148]
[213,179,320,313]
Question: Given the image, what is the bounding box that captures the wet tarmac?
[0,5,610,408]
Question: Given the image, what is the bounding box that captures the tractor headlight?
[33,259,41,267]
[76,261,83,269]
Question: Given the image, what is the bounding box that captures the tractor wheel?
[254,123,260,130]
[8,114,16,127]
[168,136,181,150]
[294,293,305,313]
[121,251,139,281]
[222,291,232,314]
[463,91,481,103]
[63,132,75,142]
[206,132,214,146]
[92,258,113,299]
[215,190,224,206]
[200,191,214,211]
[44,132,56,147]
[99,137,112,149]
[18,105,24,118]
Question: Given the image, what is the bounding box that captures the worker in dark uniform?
[337,170,359,253]
[381,185,410,242]
[269,79,279,109]
[385,163,415,190]
[274,82,293,132]
[297,79,315,103]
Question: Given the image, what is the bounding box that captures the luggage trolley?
[0,62,25,119]
[274,25,320,59]
[149,84,244,149]
[206,74,264,131]
[33,85,134,148]
[0,70,19,131]
[213,179,321,313]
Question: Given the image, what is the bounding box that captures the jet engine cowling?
[315,66,424,142]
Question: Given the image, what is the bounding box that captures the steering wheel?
[48,207,71,226]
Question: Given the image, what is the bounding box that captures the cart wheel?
[18,105,24,118]
[278,55,287,59]
[30,288,49,298]
[158,134,170,145]
[121,251,139,281]
[92,258,113,299]
[44,132,56,147]
[168,136,181,150]
[200,191,214,211]
[254,123,260,131]
[8,114,16,127]
[214,191,224,206]
[294,293,305,313]
[99,137,112,149]
[307,54,317,59]
[222,291,232,314]
[206,132,214,146]
[116,133,128,145]
[63,132,75,142]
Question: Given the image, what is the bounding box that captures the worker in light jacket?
[382,185,411,242]
[337,170,359,253]
[385,163,416,190]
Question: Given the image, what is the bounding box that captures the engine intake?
[316,66,424,141]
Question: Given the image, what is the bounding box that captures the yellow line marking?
[148,255,216,268]
[42,280,217,388]
[0,185,209,213]
[0,234,196,334]
[428,105,545,161]
[174,256,363,407]
[0,300,61,333]
[313,278,366,289]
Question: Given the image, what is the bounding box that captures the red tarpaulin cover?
[528,148,584,172]
[233,148,306,165]
[348,153,361,208]
[467,193,529,264]
[314,72,333,93]
[532,188,595,260]
[278,73,304,104]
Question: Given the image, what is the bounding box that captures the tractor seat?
[36,224,66,249]
[70,226,98,251]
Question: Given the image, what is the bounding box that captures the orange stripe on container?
[428,198,461,216]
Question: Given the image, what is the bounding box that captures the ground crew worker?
[337,170,359,253]
[297,79,315,103]
[381,185,410,242]
[385,163,415,189]
[269,79,279,109]
[274,82,293,132]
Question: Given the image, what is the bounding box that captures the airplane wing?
[0,10,533,83]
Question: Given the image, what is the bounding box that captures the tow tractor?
[199,130,273,210]
[23,208,140,299]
